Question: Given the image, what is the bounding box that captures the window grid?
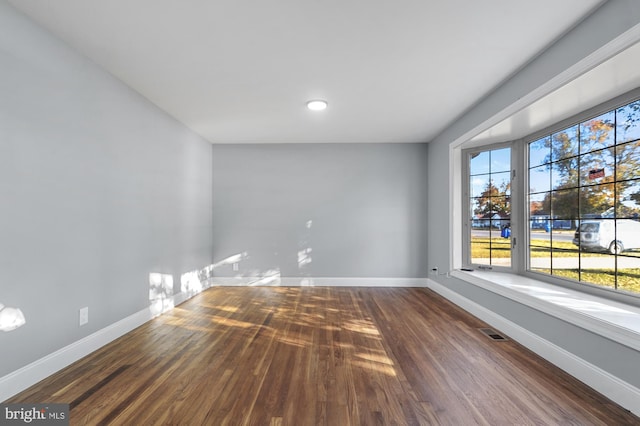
[469,148,512,268]
[527,99,640,295]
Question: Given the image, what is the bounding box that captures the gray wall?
[0,3,213,376]
[212,143,428,279]
[427,0,640,389]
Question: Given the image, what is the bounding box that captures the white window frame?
[457,88,640,306]
[462,141,516,272]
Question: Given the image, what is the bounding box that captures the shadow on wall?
[0,302,26,332]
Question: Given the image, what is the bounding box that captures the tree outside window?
[528,100,640,294]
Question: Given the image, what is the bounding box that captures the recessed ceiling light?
[306,100,328,111]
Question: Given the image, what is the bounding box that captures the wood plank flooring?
[6,287,639,425]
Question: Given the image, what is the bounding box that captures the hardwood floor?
[7,287,639,425]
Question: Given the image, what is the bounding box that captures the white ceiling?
[8,0,605,144]
[469,39,640,147]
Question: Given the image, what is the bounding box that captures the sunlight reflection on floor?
[351,359,398,377]
[355,352,395,366]
[343,320,381,336]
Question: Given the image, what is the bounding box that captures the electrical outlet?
[79,307,89,326]
[430,267,439,275]
[232,263,239,272]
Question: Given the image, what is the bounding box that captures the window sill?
[449,270,640,352]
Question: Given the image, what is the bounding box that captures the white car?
[573,219,640,254]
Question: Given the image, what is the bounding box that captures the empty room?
[2,0,640,424]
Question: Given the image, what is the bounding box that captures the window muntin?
[527,99,640,295]
[468,147,512,268]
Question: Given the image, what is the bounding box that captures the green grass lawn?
[471,237,640,258]
[471,237,583,259]
[470,237,511,258]
[471,236,640,294]
[535,268,640,293]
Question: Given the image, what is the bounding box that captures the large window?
[528,99,640,294]
[468,147,512,267]
[465,95,640,298]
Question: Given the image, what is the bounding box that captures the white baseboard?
[427,278,640,417]
[210,276,429,287]
[0,291,189,402]
[173,291,189,307]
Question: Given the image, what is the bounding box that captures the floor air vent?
[479,328,508,341]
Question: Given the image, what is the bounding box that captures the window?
[527,99,640,295]
[464,94,640,299]
[466,146,512,268]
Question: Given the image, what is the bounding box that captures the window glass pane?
[580,252,616,288]
[468,146,511,268]
[529,165,550,193]
[551,233,579,282]
[471,239,491,265]
[574,219,615,288]
[615,140,640,181]
[580,111,615,154]
[618,252,640,294]
[473,201,497,223]
[529,137,550,168]
[615,219,640,255]
[492,196,511,218]
[491,148,511,173]
[471,214,502,265]
[550,218,574,231]
[552,158,578,190]
[471,197,479,223]
[470,151,490,175]
[616,179,640,219]
[470,197,484,227]
[579,148,615,185]
[530,192,550,229]
[472,204,499,229]
[530,220,551,273]
[552,126,578,161]
[486,213,500,233]
[491,220,511,267]
[471,174,490,198]
[551,188,578,220]
[491,171,511,195]
[580,253,616,289]
[549,218,577,279]
[616,100,640,144]
[525,96,640,295]
[580,183,614,218]
[576,218,615,252]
